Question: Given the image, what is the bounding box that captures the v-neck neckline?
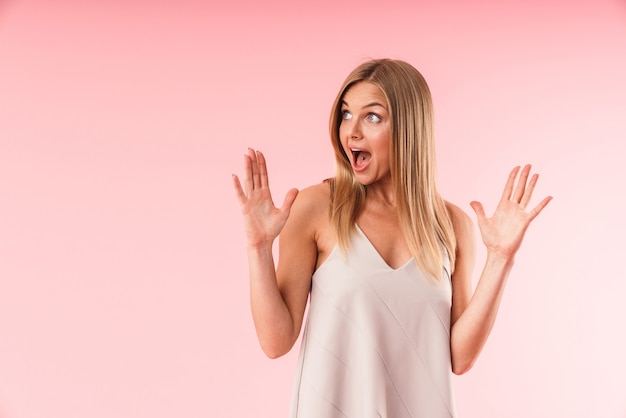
[354,224,414,271]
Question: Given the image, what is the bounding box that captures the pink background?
[1,0,625,417]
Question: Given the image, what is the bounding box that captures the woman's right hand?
[232,148,299,248]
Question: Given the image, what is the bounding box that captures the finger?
[519,173,538,208]
[232,174,248,206]
[528,195,553,221]
[280,188,299,216]
[469,201,487,222]
[512,164,531,203]
[242,153,253,195]
[257,151,269,189]
[248,148,260,190]
[501,166,521,201]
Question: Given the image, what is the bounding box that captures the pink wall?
[1,0,625,417]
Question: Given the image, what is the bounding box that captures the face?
[339,82,391,186]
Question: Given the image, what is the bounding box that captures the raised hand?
[233,148,299,248]
[469,165,552,259]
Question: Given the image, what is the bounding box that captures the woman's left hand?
[469,165,552,259]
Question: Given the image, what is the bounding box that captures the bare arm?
[449,165,552,374]
[233,149,318,358]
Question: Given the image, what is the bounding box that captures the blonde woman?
[233,59,551,418]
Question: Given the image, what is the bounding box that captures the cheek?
[338,126,350,148]
[338,122,348,139]
[338,126,345,141]
[336,128,349,155]
[373,134,391,162]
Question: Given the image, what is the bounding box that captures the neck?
[365,178,396,208]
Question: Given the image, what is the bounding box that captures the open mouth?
[350,148,371,169]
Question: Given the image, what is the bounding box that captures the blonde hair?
[329,59,456,281]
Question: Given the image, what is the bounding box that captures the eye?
[366,113,382,123]
[341,110,352,120]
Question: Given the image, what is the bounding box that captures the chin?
[353,175,375,186]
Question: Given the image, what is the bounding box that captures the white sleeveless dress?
[289,226,456,418]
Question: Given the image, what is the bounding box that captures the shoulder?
[289,181,331,219]
[282,181,331,237]
[444,200,475,255]
[445,201,473,235]
[295,181,331,204]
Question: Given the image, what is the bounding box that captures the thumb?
[279,188,299,215]
[469,201,486,221]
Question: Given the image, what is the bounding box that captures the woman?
[233,59,551,418]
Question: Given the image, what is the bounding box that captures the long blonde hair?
[329,59,456,281]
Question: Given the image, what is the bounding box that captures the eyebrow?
[341,99,387,109]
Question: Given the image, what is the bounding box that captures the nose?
[345,119,362,139]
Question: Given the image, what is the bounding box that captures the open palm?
[470,165,552,259]
[233,148,298,247]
